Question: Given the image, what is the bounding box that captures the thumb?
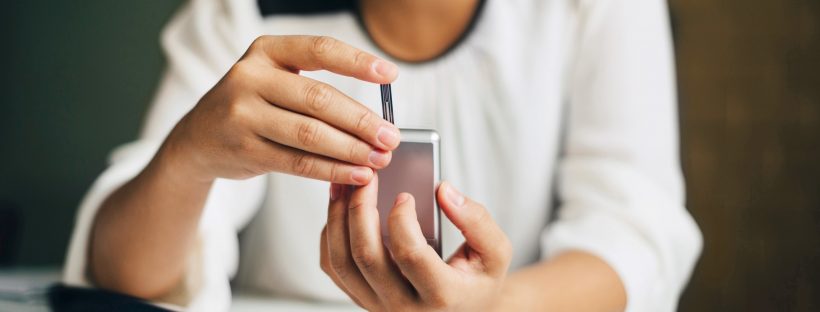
[437,182,511,272]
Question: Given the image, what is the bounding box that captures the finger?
[322,205,368,309]
[250,35,398,83]
[259,138,374,185]
[251,102,392,169]
[387,193,453,302]
[347,175,414,305]
[326,183,381,308]
[254,69,401,151]
[321,221,365,308]
[437,182,512,274]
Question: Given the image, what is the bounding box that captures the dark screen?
[377,142,437,250]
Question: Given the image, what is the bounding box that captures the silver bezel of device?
[398,128,441,256]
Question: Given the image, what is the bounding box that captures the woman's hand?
[162,35,401,184]
[320,176,513,311]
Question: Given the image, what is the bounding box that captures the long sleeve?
[541,0,702,311]
[62,0,266,310]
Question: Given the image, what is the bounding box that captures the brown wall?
[670,0,820,310]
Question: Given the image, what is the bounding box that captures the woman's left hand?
[320,175,513,311]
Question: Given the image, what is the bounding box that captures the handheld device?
[377,84,442,256]
[377,129,442,256]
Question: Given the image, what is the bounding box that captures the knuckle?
[296,120,323,147]
[387,211,403,230]
[468,207,491,227]
[328,162,342,183]
[248,35,280,59]
[348,199,367,212]
[237,139,254,153]
[292,154,317,177]
[311,36,337,58]
[428,289,454,308]
[329,257,353,280]
[224,98,251,122]
[219,102,258,157]
[351,244,378,273]
[354,110,375,133]
[303,82,333,113]
[320,256,330,274]
[327,164,341,183]
[248,35,271,52]
[392,246,425,267]
[228,60,256,80]
[347,142,362,163]
[352,49,370,68]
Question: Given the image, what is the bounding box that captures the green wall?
[0,1,183,265]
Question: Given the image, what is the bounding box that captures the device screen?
[378,142,438,252]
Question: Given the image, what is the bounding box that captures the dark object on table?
[47,284,172,312]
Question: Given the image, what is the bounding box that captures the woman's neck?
[359,0,480,62]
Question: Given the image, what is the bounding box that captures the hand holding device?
[320,180,512,311]
[89,36,401,299]
[319,84,511,311]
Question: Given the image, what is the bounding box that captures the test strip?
[380,84,394,124]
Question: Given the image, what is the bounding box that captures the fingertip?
[369,171,379,185]
[351,167,374,185]
[388,193,416,229]
[371,59,399,82]
[436,182,447,210]
[436,181,451,199]
[394,192,413,207]
[376,126,401,150]
[348,172,378,206]
[387,193,423,246]
[368,149,392,169]
[438,181,465,209]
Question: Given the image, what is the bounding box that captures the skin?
[321,179,626,312]
[91,0,628,310]
[90,35,402,298]
[321,178,512,311]
[358,0,481,62]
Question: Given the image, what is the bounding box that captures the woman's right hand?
[161,35,401,185]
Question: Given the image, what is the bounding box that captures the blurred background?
[0,0,817,311]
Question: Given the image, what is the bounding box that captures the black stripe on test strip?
[380,84,394,124]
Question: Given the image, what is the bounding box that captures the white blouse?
[63,0,702,311]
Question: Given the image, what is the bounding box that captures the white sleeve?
[541,0,702,311]
[62,0,266,310]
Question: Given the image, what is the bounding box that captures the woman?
[64,0,702,311]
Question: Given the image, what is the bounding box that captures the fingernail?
[377,126,400,148]
[372,59,398,79]
[445,184,465,207]
[368,150,390,167]
[394,193,410,206]
[351,168,373,184]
